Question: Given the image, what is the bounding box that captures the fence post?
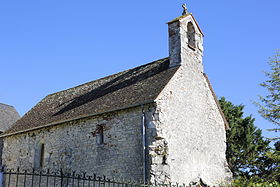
[0,171,3,187]
[60,169,63,187]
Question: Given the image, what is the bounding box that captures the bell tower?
[168,4,204,72]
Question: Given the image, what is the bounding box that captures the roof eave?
[0,100,156,138]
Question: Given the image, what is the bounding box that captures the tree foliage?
[219,97,271,180]
[255,51,280,139]
[263,141,280,182]
[231,179,279,187]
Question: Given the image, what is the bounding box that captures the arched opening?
[187,22,196,49]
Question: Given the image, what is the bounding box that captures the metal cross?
[182,3,188,15]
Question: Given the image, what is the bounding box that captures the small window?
[96,125,104,145]
[187,22,196,49]
[40,144,45,167]
[34,143,45,169]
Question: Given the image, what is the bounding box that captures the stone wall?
[2,107,146,181]
[152,64,231,186]
[148,15,231,186]
[168,15,204,69]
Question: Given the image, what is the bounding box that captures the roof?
[0,103,20,132]
[2,58,179,137]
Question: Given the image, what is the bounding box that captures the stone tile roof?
[0,103,20,132]
[3,58,179,136]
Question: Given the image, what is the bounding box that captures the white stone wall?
[150,15,231,186]
[2,107,145,181]
[169,15,204,70]
[150,64,231,186]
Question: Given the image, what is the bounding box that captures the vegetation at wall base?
[231,178,279,187]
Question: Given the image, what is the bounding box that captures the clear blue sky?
[1,1,279,139]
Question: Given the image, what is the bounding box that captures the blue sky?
[0,1,279,139]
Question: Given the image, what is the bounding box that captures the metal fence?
[0,168,188,187]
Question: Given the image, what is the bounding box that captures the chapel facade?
[1,8,232,186]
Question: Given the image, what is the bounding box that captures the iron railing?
[0,168,187,187]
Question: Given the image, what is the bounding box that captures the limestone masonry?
[1,11,232,186]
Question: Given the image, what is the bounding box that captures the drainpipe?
[141,104,147,184]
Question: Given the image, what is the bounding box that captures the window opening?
[34,143,45,169]
[96,125,104,145]
[40,143,45,167]
[187,22,196,49]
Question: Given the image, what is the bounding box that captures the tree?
[219,97,271,179]
[255,51,280,139]
[262,141,280,182]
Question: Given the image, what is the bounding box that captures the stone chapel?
[1,7,232,186]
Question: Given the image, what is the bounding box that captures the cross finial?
[182,3,187,15]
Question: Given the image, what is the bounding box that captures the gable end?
[203,73,230,130]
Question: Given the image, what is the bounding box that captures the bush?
[231,178,279,187]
